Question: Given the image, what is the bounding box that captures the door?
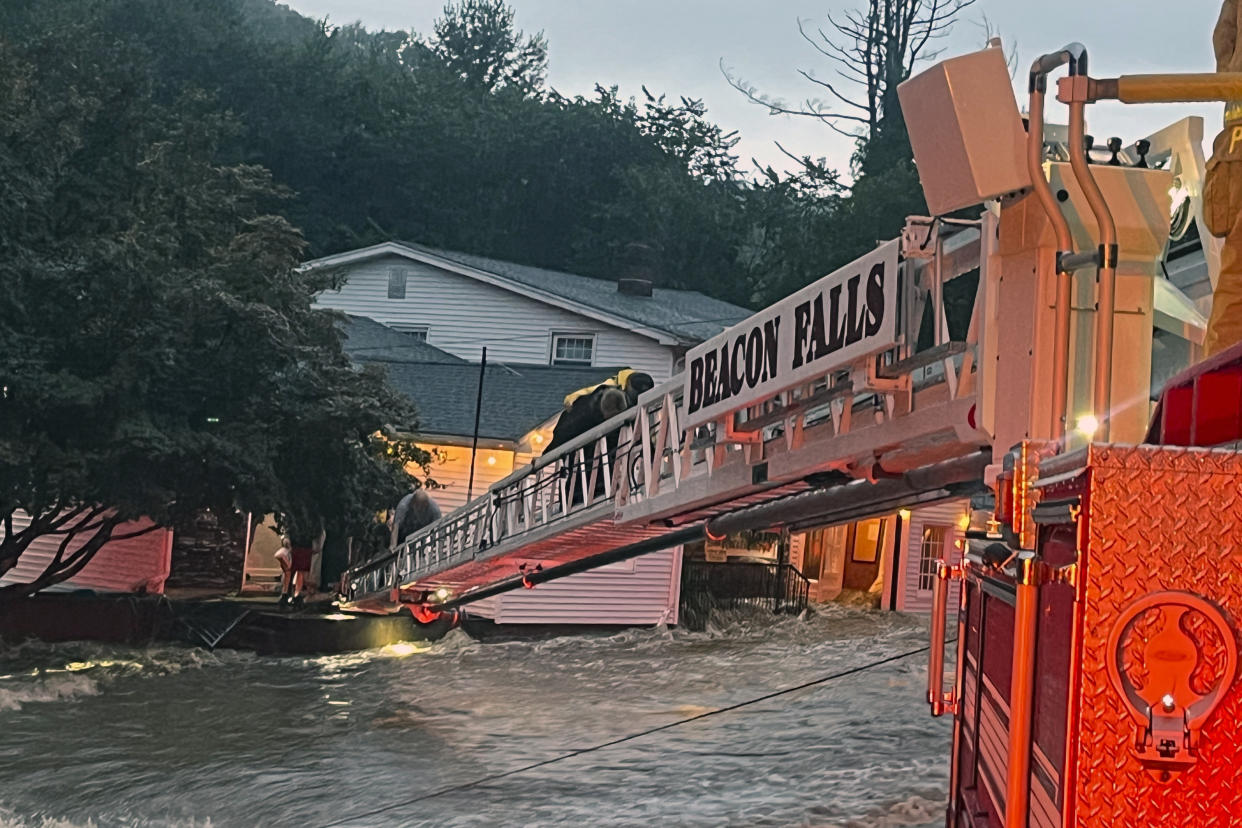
[800,524,848,602]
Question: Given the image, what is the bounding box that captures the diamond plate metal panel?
[1072,444,1242,827]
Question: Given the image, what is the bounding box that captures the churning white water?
[0,605,950,827]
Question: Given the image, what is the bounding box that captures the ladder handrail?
[342,233,987,603]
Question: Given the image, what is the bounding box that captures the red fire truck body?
[903,39,1242,828]
[935,345,1242,827]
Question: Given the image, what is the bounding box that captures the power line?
[314,642,937,828]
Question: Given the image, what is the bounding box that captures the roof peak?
[305,241,752,346]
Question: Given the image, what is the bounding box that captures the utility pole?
[466,346,487,502]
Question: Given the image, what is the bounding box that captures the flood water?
[0,605,950,828]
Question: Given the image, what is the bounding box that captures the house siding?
[418,443,516,514]
[316,256,675,380]
[896,500,967,613]
[0,512,173,594]
[473,546,681,626]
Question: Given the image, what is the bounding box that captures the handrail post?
[1005,553,1041,828]
[928,560,962,716]
[1026,53,1081,442]
[1062,92,1118,442]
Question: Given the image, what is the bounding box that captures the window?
[851,517,885,563]
[387,268,407,300]
[551,333,595,366]
[389,323,428,342]
[918,525,949,591]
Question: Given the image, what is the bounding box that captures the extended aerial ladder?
[341,217,994,610]
[340,41,1209,623]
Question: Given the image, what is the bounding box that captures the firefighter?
[542,370,654,504]
[1204,0,1242,354]
[390,488,442,548]
[543,370,655,454]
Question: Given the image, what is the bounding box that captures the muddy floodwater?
[0,605,950,827]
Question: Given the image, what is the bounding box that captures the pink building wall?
[0,511,173,594]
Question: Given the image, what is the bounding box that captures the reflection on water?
[0,605,949,827]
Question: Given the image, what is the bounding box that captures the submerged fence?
[679,560,810,630]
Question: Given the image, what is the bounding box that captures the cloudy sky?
[281,0,1223,174]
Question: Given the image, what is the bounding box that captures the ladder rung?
[876,342,968,379]
[732,382,855,434]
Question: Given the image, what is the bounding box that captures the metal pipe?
[946,561,970,823]
[1057,251,1099,272]
[1005,554,1041,828]
[928,561,957,715]
[427,525,704,611]
[1066,97,1118,441]
[704,451,991,538]
[1029,43,1088,80]
[1106,73,1242,104]
[1026,84,1076,442]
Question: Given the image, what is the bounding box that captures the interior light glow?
[898,508,912,520]
[1075,414,1099,438]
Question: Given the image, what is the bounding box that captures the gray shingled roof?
[339,316,621,440]
[397,242,751,343]
[340,315,465,364]
[377,360,622,442]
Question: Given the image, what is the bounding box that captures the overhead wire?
[314,641,945,828]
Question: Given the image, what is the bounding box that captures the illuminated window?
[551,334,595,366]
[918,525,949,591]
[388,268,408,300]
[851,518,885,563]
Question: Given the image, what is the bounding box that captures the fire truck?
[908,43,1242,827]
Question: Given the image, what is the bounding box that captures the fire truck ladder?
[341,219,993,609]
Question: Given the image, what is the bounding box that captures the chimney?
[617,241,659,297]
[617,277,653,297]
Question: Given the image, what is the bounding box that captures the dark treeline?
[5,0,928,309]
[0,0,957,598]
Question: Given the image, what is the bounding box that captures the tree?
[723,0,980,305]
[0,9,431,606]
[32,0,779,310]
[726,0,976,141]
[429,0,548,94]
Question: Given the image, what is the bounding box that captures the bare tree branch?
[729,0,976,145]
[720,60,869,129]
[796,70,870,112]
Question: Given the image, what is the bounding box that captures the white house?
[306,241,750,382]
[302,242,751,627]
